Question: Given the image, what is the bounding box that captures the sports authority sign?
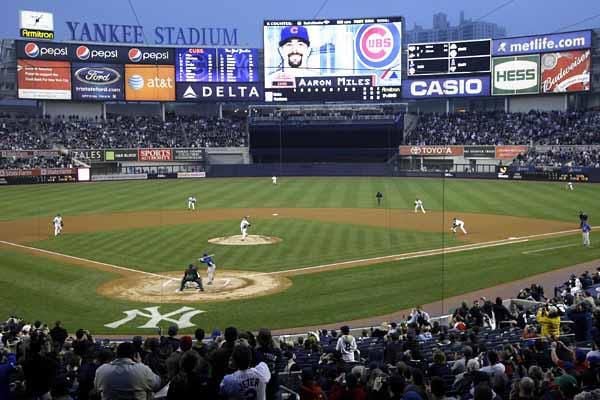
[492,55,539,96]
[541,50,591,93]
[399,146,464,157]
[138,148,173,161]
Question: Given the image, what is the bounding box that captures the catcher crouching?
[179,264,204,292]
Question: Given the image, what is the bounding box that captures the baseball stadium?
[2,1,600,399]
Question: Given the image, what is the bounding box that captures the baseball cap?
[279,25,310,47]
[555,374,577,392]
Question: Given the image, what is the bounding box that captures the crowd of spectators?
[3,268,600,399]
[407,111,600,146]
[512,149,600,168]
[0,154,74,169]
[0,114,248,150]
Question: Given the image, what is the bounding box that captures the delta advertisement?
[17,59,72,100]
[540,50,591,93]
[124,65,175,101]
[71,63,124,101]
[176,82,263,101]
[492,30,592,57]
[492,55,540,96]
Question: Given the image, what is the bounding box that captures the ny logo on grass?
[105,306,205,329]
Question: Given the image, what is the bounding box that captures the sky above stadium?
[2,0,599,46]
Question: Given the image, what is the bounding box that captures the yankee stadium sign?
[66,21,239,46]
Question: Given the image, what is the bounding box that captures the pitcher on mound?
[240,216,251,241]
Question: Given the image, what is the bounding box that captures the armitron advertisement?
[540,50,591,93]
[17,59,72,100]
[124,65,175,101]
[492,55,539,96]
[71,63,124,101]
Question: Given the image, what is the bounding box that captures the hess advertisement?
[125,65,175,101]
[540,50,591,93]
[492,55,540,96]
[71,63,124,101]
[263,17,403,102]
[17,59,72,100]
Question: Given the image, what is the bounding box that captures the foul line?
[523,243,579,255]
[0,240,173,281]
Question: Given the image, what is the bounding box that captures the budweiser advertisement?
[495,145,528,160]
[17,59,72,100]
[541,50,591,93]
[399,146,464,157]
[138,148,173,161]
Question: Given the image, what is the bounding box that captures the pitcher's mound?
[208,235,282,245]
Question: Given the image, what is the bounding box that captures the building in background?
[406,11,507,43]
[0,40,16,99]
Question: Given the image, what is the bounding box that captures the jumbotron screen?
[263,17,403,102]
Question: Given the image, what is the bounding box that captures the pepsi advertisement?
[263,17,403,102]
[71,63,124,101]
[175,48,259,83]
[16,40,175,65]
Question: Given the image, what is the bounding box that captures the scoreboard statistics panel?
[407,39,491,76]
[263,17,403,102]
[175,48,259,82]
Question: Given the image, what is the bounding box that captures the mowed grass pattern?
[1,178,598,222]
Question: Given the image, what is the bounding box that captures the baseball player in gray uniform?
[240,216,251,241]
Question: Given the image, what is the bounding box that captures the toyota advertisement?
[71,63,124,101]
[540,50,591,93]
[402,75,490,98]
[263,17,403,102]
[17,59,72,100]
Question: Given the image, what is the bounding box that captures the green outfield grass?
[1,177,599,334]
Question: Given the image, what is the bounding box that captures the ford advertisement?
[402,75,490,98]
[492,30,591,56]
[71,63,124,101]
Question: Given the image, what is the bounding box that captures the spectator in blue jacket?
[568,301,593,342]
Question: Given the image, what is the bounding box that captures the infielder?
[272,176,277,185]
[567,182,574,191]
[582,222,591,247]
[179,264,204,292]
[240,216,251,241]
[414,198,426,214]
[451,218,467,234]
[187,195,197,210]
[376,191,383,206]
[199,253,216,285]
[52,214,63,237]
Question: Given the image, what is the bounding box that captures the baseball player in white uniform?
[451,218,467,234]
[272,176,277,185]
[187,196,197,210]
[414,198,426,214]
[52,214,63,237]
[567,182,574,191]
[240,216,251,241]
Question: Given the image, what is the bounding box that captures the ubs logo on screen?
[354,23,400,68]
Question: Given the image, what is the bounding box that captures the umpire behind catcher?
[179,264,204,292]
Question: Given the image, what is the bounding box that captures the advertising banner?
[104,149,138,161]
[464,146,496,158]
[71,63,124,101]
[402,75,490,98]
[70,149,104,161]
[138,148,173,161]
[175,47,259,82]
[16,40,70,60]
[492,55,539,96]
[17,59,72,100]
[176,82,262,101]
[495,145,528,160]
[124,65,175,101]
[399,145,464,157]
[173,148,205,161]
[0,168,77,177]
[540,50,591,93]
[20,11,54,40]
[492,30,592,56]
[177,171,206,178]
[1,150,60,158]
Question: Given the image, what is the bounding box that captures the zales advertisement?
[541,50,591,93]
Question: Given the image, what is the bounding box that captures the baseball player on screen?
[451,218,467,234]
[267,25,312,88]
[240,216,251,241]
[199,253,217,285]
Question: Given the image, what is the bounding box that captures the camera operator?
[536,303,562,338]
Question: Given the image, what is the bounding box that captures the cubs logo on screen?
[354,23,401,69]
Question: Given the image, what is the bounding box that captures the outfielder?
[240,216,251,241]
[451,218,467,234]
[414,198,426,214]
[187,196,197,210]
[272,176,277,185]
[179,264,204,292]
[567,182,574,191]
[582,222,591,247]
[52,214,63,237]
[199,253,217,285]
